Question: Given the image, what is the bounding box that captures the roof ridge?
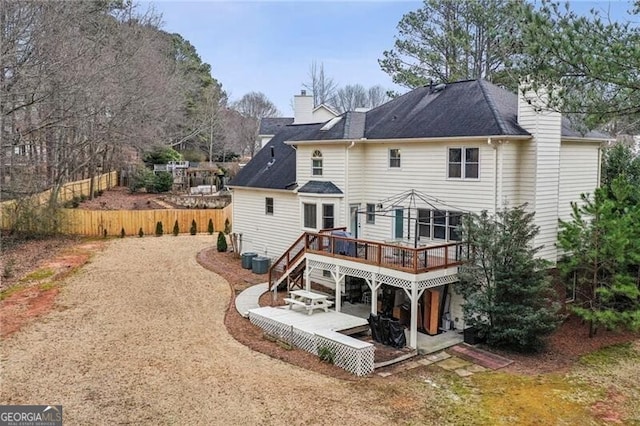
[477,80,509,135]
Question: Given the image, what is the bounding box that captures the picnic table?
[283,290,334,315]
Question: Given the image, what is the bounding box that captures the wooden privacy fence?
[2,171,118,207]
[61,205,232,236]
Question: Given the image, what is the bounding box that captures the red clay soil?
[0,240,104,337]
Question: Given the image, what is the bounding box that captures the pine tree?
[190,219,197,235]
[172,220,179,236]
[558,178,640,336]
[155,221,163,237]
[138,228,144,238]
[217,232,227,252]
[455,205,562,352]
[207,218,214,235]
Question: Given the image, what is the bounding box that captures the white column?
[409,281,418,349]
[333,266,342,312]
[370,273,379,314]
[304,259,311,292]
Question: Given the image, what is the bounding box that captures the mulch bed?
[499,315,639,374]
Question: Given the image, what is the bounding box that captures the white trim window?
[417,209,463,241]
[366,203,376,224]
[448,147,479,179]
[303,202,317,229]
[389,148,401,168]
[265,197,274,215]
[322,204,334,229]
[312,150,323,176]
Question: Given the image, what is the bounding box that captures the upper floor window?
[366,203,376,224]
[265,197,274,215]
[312,150,323,176]
[322,204,334,229]
[389,149,401,168]
[448,147,479,179]
[303,203,317,229]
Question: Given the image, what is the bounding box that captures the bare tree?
[0,1,188,203]
[303,61,338,107]
[367,85,391,109]
[231,92,279,158]
[330,84,368,113]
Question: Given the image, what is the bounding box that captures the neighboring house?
[229,79,608,350]
[258,90,339,148]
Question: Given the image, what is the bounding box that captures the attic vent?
[433,83,446,92]
[320,116,342,131]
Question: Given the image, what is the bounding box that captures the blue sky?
[146,0,634,115]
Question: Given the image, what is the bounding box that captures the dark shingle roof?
[298,180,343,194]
[258,117,294,135]
[228,123,322,190]
[234,80,608,190]
[288,80,608,141]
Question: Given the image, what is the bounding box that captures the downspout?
[345,140,356,231]
[488,138,498,214]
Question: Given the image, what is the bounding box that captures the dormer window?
[312,150,323,176]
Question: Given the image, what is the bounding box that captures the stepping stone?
[436,356,470,371]
[466,364,488,373]
[377,371,392,377]
[425,351,451,362]
[455,368,474,377]
[447,344,513,370]
[403,361,421,370]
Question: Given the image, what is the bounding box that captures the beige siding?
[558,141,601,221]
[231,188,300,259]
[350,141,497,242]
[518,94,562,262]
[498,141,535,207]
[296,144,347,191]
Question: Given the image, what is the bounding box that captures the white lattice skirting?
[249,311,375,376]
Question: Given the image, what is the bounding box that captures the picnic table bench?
[284,290,334,315]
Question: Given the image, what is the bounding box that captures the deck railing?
[268,231,465,291]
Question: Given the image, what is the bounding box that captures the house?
[258,90,339,148]
[229,79,608,350]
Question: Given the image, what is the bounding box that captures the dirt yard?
[0,236,402,424]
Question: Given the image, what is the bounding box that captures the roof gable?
[229,123,322,190]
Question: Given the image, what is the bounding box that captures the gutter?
[285,135,531,145]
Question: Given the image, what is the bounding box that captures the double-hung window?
[322,204,334,229]
[418,209,463,241]
[265,197,274,215]
[303,203,317,229]
[389,149,401,168]
[312,150,323,176]
[366,203,376,224]
[448,147,479,179]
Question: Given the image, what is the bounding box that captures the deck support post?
[368,273,381,314]
[331,266,344,313]
[409,281,418,350]
[304,260,311,292]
